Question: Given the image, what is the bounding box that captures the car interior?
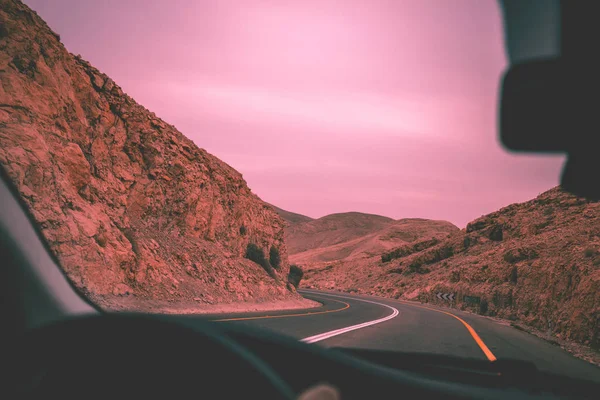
[1,0,599,399]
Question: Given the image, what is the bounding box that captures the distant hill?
[269,205,314,225]
[283,211,458,264]
[302,187,600,351]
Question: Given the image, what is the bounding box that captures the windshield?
[1,0,598,383]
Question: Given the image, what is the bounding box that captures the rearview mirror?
[500,58,600,199]
[500,58,598,153]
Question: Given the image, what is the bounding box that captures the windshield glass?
[1,0,598,383]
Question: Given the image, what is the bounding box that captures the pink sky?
[25,0,563,227]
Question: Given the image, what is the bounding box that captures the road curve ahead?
[204,289,600,383]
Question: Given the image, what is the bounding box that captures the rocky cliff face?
[303,187,600,350]
[0,0,301,310]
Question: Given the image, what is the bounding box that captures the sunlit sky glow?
[25,0,564,227]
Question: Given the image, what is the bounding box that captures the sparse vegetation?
[503,247,538,263]
[387,267,403,274]
[463,235,472,249]
[269,246,281,270]
[584,247,595,258]
[466,219,488,232]
[488,224,503,241]
[533,219,552,232]
[406,243,455,268]
[407,260,422,273]
[509,266,518,284]
[287,264,304,288]
[239,225,247,235]
[407,261,430,274]
[245,243,276,279]
[0,24,8,39]
[450,270,460,282]
[381,238,439,263]
[479,298,489,314]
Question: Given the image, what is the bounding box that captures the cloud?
[157,80,477,140]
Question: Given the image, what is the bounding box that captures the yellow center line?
[390,299,497,362]
[212,298,351,322]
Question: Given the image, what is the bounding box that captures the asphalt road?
[199,289,600,383]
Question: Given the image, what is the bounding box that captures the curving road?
[198,289,600,383]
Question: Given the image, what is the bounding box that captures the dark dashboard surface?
[3,311,600,399]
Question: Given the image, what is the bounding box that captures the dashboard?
[5,313,598,399]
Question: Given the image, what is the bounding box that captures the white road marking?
[300,291,399,344]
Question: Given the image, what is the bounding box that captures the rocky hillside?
[0,0,311,312]
[285,211,458,264]
[303,187,600,349]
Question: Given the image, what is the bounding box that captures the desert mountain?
[303,187,600,349]
[0,0,312,312]
[284,211,458,264]
[269,204,314,225]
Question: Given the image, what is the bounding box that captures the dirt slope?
[287,212,395,255]
[286,211,458,264]
[0,0,313,312]
[303,187,600,349]
[270,204,314,225]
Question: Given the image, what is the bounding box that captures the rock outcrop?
[0,0,306,311]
